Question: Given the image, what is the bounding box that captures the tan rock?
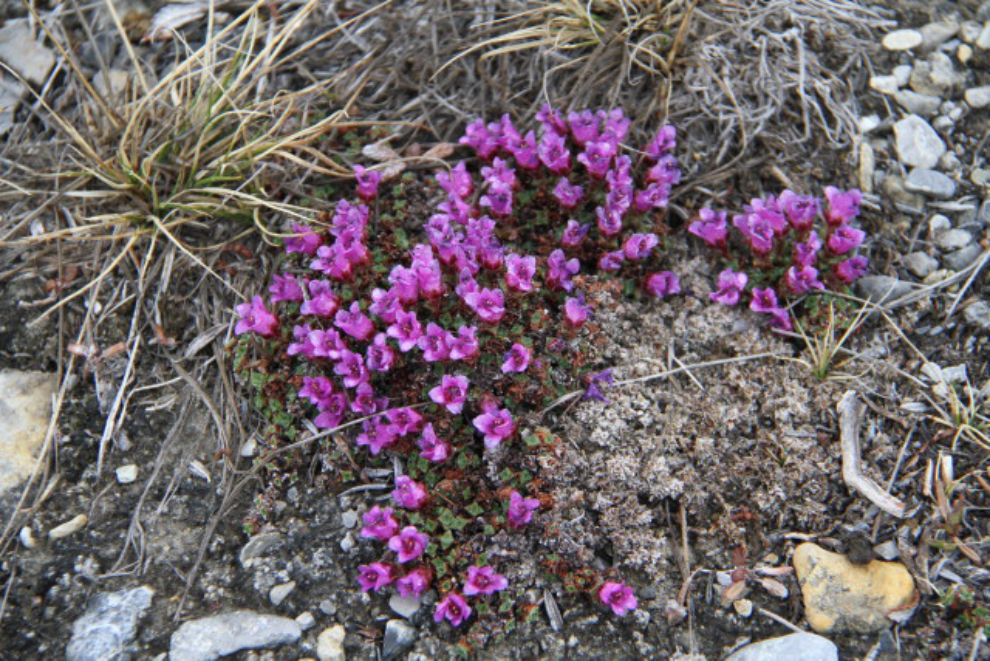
[317,624,346,661]
[793,543,917,633]
[0,370,57,496]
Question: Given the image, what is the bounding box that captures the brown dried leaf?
[720,580,748,604]
[758,577,789,599]
[143,4,208,43]
[423,142,457,160]
[361,141,400,162]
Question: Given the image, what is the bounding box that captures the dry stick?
[757,607,805,634]
[838,391,907,519]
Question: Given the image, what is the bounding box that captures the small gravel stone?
[317,624,346,661]
[939,152,962,173]
[19,526,36,549]
[893,64,913,87]
[977,23,990,49]
[239,533,282,567]
[895,90,941,116]
[115,464,137,484]
[909,53,962,97]
[937,228,973,251]
[732,598,754,617]
[961,21,983,44]
[929,214,952,237]
[857,276,914,303]
[965,86,990,109]
[67,586,154,661]
[943,244,984,271]
[296,612,315,631]
[964,301,990,329]
[905,168,956,199]
[904,252,939,278]
[382,619,417,661]
[858,114,882,134]
[869,75,900,95]
[959,43,974,63]
[920,21,960,50]
[339,532,355,552]
[319,600,337,616]
[389,594,421,619]
[874,540,900,561]
[727,633,838,661]
[882,29,923,51]
[341,509,359,529]
[972,169,990,187]
[270,581,296,607]
[893,115,946,169]
[979,200,990,226]
[170,611,301,661]
[49,514,87,540]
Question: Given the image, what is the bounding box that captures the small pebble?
[965,86,990,109]
[727,633,838,661]
[858,114,882,134]
[857,276,914,303]
[869,75,900,95]
[874,540,900,561]
[239,533,282,566]
[115,464,137,484]
[937,229,973,251]
[19,526,36,549]
[733,598,754,618]
[920,21,960,50]
[341,509,359,529]
[895,90,940,116]
[905,168,956,199]
[389,594,421,619]
[270,581,296,607]
[904,252,939,278]
[929,214,952,237]
[892,64,913,87]
[961,21,982,44]
[932,116,954,132]
[296,612,316,631]
[883,29,923,51]
[382,619,417,661]
[971,169,990,187]
[958,43,974,63]
[943,244,984,271]
[319,600,337,616]
[977,23,990,50]
[339,532,355,553]
[939,152,961,173]
[964,301,990,329]
[49,514,87,540]
[893,115,946,169]
[170,611,301,661]
[317,624,346,661]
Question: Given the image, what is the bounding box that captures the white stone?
[904,252,939,278]
[869,75,900,95]
[0,20,56,85]
[115,464,138,484]
[961,21,982,44]
[892,64,913,87]
[882,29,923,51]
[270,581,296,607]
[727,633,838,661]
[91,70,129,99]
[19,526,36,549]
[929,214,952,237]
[49,514,88,540]
[389,593,421,619]
[0,370,57,496]
[295,612,316,631]
[67,586,154,661]
[170,611,302,661]
[858,114,882,134]
[904,168,956,199]
[959,44,974,64]
[894,90,941,116]
[964,301,990,329]
[977,22,990,50]
[317,624,346,661]
[937,229,973,251]
[965,86,990,109]
[920,21,960,50]
[909,53,962,97]
[893,115,946,169]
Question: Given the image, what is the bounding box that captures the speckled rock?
[169,611,302,661]
[909,53,963,97]
[726,632,838,661]
[0,369,57,496]
[66,586,154,661]
[965,301,990,329]
[893,115,945,169]
[793,543,917,633]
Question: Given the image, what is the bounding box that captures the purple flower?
[396,568,431,598]
[310,244,353,281]
[353,164,382,201]
[284,222,323,255]
[481,157,517,190]
[505,253,537,293]
[385,406,424,436]
[509,130,539,170]
[418,423,451,463]
[599,108,631,141]
[826,224,865,255]
[536,103,568,135]
[388,526,429,563]
[563,296,591,328]
[749,287,782,315]
[473,405,516,449]
[794,232,822,267]
[784,265,825,295]
[645,125,676,159]
[567,109,599,146]
[733,213,776,254]
[300,280,341,318]
[418,323,453,362]
[387,309,423,353]
[623,233,659,261]
[501,343,532,373]
[334,350,368,389]
[234,296,278,337]
[779,189,821,231]
[710,269,748,306]
[436,162,473,198]
[595,205,624,237]
[269,273,304,303]
[298,376,336,409]
[834,255,869,283]
[313,394,348,429]
[366,333,397,372]
[553,178,584,209]
[688,208,728,248]
[538,130,571,174]
[361,505,399,541]
[460,119,499,160]
[598,250,625,272]
[434,592,472,627]
[388,265,420,305]
[578,139,617,178]
[357,562,395,592]
[634,183,670,213]
[582,369,614,403]
[465,287,506,324]
[561,220,590,248]
[309,328,346,360]
[480,182,513,217]
[463,566,508,596]
[392,475,429,510]
[646,155,680,187]
[598,581,637,616]
[334,302,375,341]
[824,186,863,226]
[645,272,681,298]
[547,249,580,292]
[449,325,480,361]
[355,417,398,456]
[369,287,403,324]
[429,374,470,414]
[350,382,383,415]
[507,490,540,529]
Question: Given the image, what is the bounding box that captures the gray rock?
[965,86,990,109]
[296,611,315,631]
[881,175,924,210]
[882,29,923,51]
[317,624,346,661]
[857,276,914,303]
[341,509,359,528]
[905,168,956,199]
[920,21,960,50]
[0,20,56,85]
[929,214,952,237]
[239,533,282,566]
[943,245,984,272]
[909,53,963,97]
[389,593,421,619]
[978,22,990,49]
[894,90,941,116]
[937,229,973,251]
[874,540,900,561]
[382,620,417,661]
[0,369,57,496]
[726,632,838,661]
[858,114,882,134]
[961,21,983,44]
[869,75,900,95]
[964,301,990,329]
[893,115,946,169]
[66,587,154,661]
[269,581,296,607]
[932,116,954,132]
[904,252,939,278]
[892,65,913,88]
[972,169,990,187]
[169,611,301,661]
[980,200,990,226]
[939,151,962,173]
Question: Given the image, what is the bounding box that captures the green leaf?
[484,524,496,536]
[432,557,449,577]
[438,529,455,550]
[394,227,409,250]
[466,503,484,517]
[438,508,469,531]
[523,433,540,448]
[499,468,513,483]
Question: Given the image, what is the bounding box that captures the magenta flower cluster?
[689,186,868,331]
